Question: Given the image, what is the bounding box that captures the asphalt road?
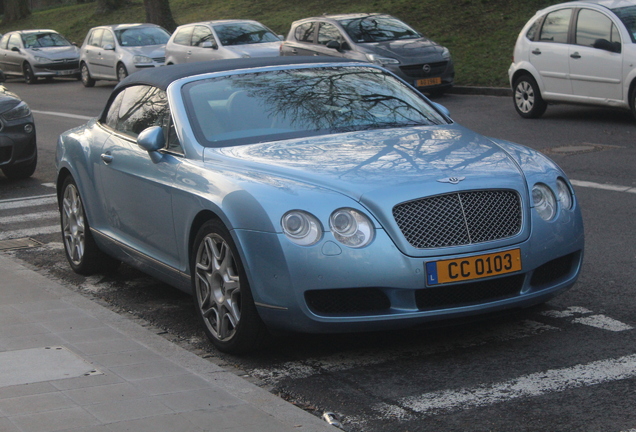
[1,77,635,432]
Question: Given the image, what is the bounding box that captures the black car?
[0,71,37,179]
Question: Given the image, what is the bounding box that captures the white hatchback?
[509,0,636,118]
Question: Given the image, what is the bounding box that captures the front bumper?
[33,61,80,77]
[0,118,36,168]
[235,212,584,334]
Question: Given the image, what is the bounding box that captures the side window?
[526,17,543,41]
[576,9,621,51]
[7,34,21,51]
[192,26,215,47]
[318,23,343,45]
[88,29,103,47]
[173,27,194,46]
[116,86,168,138]
[101,30,115,48]
[295,22,316,43]
[104,91,125,129]
[0,34,10,49]
[539,8,572,43]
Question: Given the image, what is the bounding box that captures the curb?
[447,86,512,97]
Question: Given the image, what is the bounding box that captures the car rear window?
[181,66,449,148]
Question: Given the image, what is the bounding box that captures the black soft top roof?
[115,56,360,92]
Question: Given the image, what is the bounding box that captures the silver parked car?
[79,23,170,87]
[0,29,80,84]
[280,13,454,96]
[164,20,282,64]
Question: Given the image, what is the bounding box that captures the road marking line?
[0,225,59,240]
[391,353,636,415]
[572,315,633,332]
[0,210,58,224]
[571,179,636,194]
[249,320,559,384]
[0,196,57,210]
[31,110,93,121]
[540,306,593,318]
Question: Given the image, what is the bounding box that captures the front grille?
[393,190,522,249]
[44,60,79,71]
[152,57,165,63]
[416,274,525,310]
[305,288,390,315]
[400,61,448,78]
[0,146,11,164]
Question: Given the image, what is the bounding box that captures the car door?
[187,25,221,62]
[168,26,194,64]
[312,22,350,58]
[568,8,623,102]
[98,29,118,79]
[529,8,573,97]
[282,21,318,56]
[82,29,104,77]
[4,34,25,75]
[97,85,182,270]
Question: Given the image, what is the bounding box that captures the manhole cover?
[0,237,43,251]
[542,143,621,155]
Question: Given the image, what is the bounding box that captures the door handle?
[100,153,113,164]
[570,52,581,59]
[531,49,541,55]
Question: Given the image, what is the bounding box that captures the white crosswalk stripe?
[0,194,59,241]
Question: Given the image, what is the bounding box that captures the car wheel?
[513,75,547,118]
[117,63,128,82]
[1,148,37,180]
[60,176,119,275]
[23,63,37,84]
[80,63,95,87]
[192,219,268,354]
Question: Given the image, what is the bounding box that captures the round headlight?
[556,178,573,210]
[281,210,322,246]
[329,208,374,248]
[532,183,557,221]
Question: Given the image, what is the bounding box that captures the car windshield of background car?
[212,23,280,46]
[115,27,170,47]
[182,66,449,148]
[339,16,422,42]
[611,6,636,42]
[22,33,71,48]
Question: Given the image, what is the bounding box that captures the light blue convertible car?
[56,57,584,353]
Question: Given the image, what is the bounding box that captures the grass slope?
[0,0,561,87]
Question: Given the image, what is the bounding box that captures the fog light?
[24,124,34,133]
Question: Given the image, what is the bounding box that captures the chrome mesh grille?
[393,190,522,249]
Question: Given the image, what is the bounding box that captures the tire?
[59,176,119,275]
[2,148,37,180]
[191,219,268,354]
[513,75,547,118]
[80,63,95,87]
[23,63,38,84]
[116,63,128,82]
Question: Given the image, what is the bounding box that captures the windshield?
[182,66,448,148]
[339,16,422,42]
[115,27,170,46]
[22,32,72,48]
[212,22,280,46]
[612,5,636,42]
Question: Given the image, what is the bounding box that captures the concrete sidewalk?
[0,253,337,432]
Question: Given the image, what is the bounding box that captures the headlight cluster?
[1,101,31,121]
[532,178,573,221]
[34,56,50,64]
[133,55,153,64]
[282,208,375,248]
[365,54,400,66]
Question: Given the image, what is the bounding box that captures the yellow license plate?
[426,249,522,285]
[416,77,442,87]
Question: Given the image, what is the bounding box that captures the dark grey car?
[280,13,454,96]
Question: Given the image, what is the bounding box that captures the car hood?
[121,45,166,57]
[29,45,79,59]
[365,38,444,60]
[222,41,282,58]
[210,124,527,206]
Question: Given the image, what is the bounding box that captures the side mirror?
[326,40,341,50]
[201,40,217,49]
[102,44,115,51]
[11,47,20,52]
[431,102,450,118]
[592,38,621,53]
[278,35,284,41]
[137,126,165,162]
